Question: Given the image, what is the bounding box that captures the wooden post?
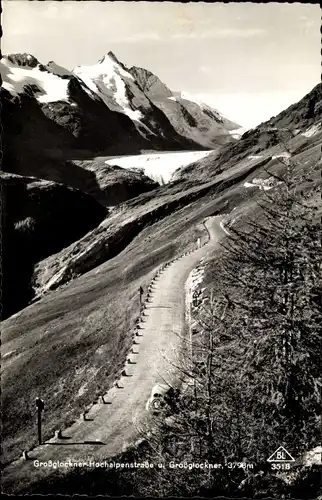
[35,398,44,445]
[37,408,41,444]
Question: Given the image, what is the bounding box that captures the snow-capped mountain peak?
[98,51,123,67]
[1,55,70,103]
[74,52,134,82]
[73,54,144,121]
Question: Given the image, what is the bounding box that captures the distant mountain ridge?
[128,65,239,148]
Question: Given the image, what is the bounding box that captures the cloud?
[215,28,267,38]
[109,32,162,43]
[199,65,210,73]
[170,28,267,40]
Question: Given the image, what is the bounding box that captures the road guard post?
[35,397,44,445]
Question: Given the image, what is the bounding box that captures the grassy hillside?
[1,187,234,464]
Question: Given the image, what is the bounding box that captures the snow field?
[1,57,69,103]
[105,150,214,184]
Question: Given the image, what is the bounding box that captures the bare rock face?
[1,172,108,319]
[268,82,322,130]
[7,53,40,68]
[129,66,173,99]
[45,61,73,78]
[129,65,239,149]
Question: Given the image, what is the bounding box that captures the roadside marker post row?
[23,233,209,459]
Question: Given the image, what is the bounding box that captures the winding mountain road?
[2,216,224,493]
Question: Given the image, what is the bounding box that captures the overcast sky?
[2,1,320,128]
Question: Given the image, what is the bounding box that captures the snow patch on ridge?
[272,152,291,161]
[244,177,276,191]
[2,350,17,359]
[220,220,230,235]
[180,90,225,118]
[230,127,247,139]
[301,123,321,138]
[180,90,213,109]
[1,57,69,103]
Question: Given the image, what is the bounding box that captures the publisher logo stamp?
[267,446,295,463]
[267,446,295,470]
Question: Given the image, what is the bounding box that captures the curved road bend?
[2,216,224,492]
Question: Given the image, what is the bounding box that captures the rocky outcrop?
[1,172,108,319]
[268,83,322,131]
[129,66,173,99]
[6,53,40,68]
[70,160,159,205]
[45,61,73,78]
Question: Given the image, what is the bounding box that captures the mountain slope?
[0,54,160,205]
[172,83,322,183]
[1,172,108,319]
[130,65,239,148]
[31,82,322,299]
[72,52,207,149]
[1,81,321,476]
